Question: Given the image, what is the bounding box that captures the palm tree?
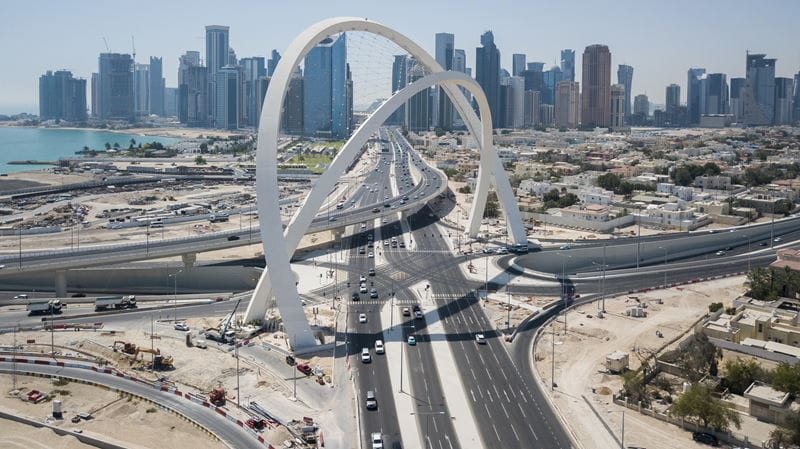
[130,138,136,147]
[104,142,111,150]
[113,142,120,149]
[82,145,90,153]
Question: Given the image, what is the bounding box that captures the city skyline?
[2,0,800,114]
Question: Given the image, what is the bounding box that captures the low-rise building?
[744,382,799,425]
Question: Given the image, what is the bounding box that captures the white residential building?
[519,179,551,197]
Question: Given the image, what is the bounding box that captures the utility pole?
[506,271,511,333]
[551,320,555,391]
[150,313,155,370]
[13,323,18,391]
[50,308,55,357]
[235,340,240,407]
[292,333,297,401]
[636,205,641,269]
[18,229,22,269]
[602,242,607,312]
[771,201,776,248]
[146,223,150,255]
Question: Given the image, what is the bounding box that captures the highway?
[0,361,263,449]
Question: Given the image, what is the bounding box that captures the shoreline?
[0,123,242,140]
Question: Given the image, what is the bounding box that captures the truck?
[26,299,62,316]
[94,295,137,311]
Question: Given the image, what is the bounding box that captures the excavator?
[133,347,174,370]
[112,341,137,355]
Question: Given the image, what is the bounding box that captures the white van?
[375,340,385,354]
[361,347,371,363]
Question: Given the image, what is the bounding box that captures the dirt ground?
[0,373,224,449]
[534,276,748,449]
[0,418,94,449]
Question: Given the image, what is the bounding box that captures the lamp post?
[169,270,183,322]
[608,409,626,449]
[558,252,572,332]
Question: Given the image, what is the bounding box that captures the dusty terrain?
[534,276,747,449]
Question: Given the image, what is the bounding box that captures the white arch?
[247,17,526,348]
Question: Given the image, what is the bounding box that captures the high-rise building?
[729,77,745,122]
[539,104,554,126]
[133,63,149,118]
[97,53,134,121]
[794,71,800,123]
[227,48,238,67]
[90,73,99,117]
[665,83,681,124]
[282,71,304,134]
[527,62,545,72]
[561,49,575,82]
[164,87,178,117]
[774,77,795,125]
[687,67,706,125]
[388,55,409,126]
[435,32,455,130]
[512,53,526,77]
[178,51,200,87]
[743,53,776,125]
[452,49,470,128]
[39,70,87,122]
[148,57,165,116]
[476,31,501,128]
[554,81,579,129]
[206,25,230,126]
[610,84,626,130]
[580,44,612,128]
[542,66,563,105]
[406,58,430,131]
[178,51,208,127]
[699,73,729,116]
[240,57,265,127]
[632,94,649,125]
[617,64,633,118]
[267,50,281,77]
[523,90,540,128]
[303,33,351,139]
[215,65,240,130]
[508,76,525,128]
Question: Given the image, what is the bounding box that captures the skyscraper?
[240,57,265,127]
[794,71,800,123]
[687,67,706,125]
[215,65,240,130]
[699,73,729,116]
[774,77,795,125]
[303,33,351,139]
[267,50,281,77]
[435,32,455,130]
[666,83,680,124]
[406,58,430,131]
[39,70,87,122]
[475,31,501,128]
[610,84,626,130]
[389,55,409,126]
[509,76,525,128]
[729,78,745,122]
[133,63,149,118]
[523,90,540,128]
[554,81,579,129]
[282,71,304,134]
[164,87,177,117]
[97,53,134,121]
[542,66,563,105]
[148,57,165,116]
[560,49,575,82]
[580,44,612,129]
[743,53,776,125]
[512,53,526,77]
[633,94,649,124]
[178,51,207,127]
[90,73,99,118]
[617,64,633,118]
[527,62,545,72]
[452,49,470,128]
[206,25,230,126]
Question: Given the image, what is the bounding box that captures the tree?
[672,166,694,186]
[112,142,120,149]
[597,173,622,191]
[772,363,800,396]
[458,185,472,194]
[770,409,800,448]
[675,334,720,383]
[621,370,649,406]
[104,142,111,150]
[723,358,768,395]
[82,145,90,153]
[199,142,208,153]
[670,384,741,431]
[194,155,207,165]
[708,302,724,313]
[434,127,446,137]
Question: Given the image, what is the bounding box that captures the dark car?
[227,235,240,241]
[692,432,719,446]
[352,292,360,302]
[285,355,296,366]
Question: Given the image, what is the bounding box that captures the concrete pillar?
[54,270,67,298]
[331,227,346,242]
[181,253,196,269]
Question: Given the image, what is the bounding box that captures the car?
[227,235,240,241]
[407,335,417,346]
[174,322,189,332]
[71,293,86,297]
[375,339,385,354]
[368,252,374,258]
[715,250,726,256]
[372,207,380,213]
[775,237,783,243]
[559,244,571,250]
[371,432,383,449]
[691,431,719,446]
[361,223,367,229]
[760,241,769,246]
[361,347,371,363]
[399,241,405,248]
[368,268,376,276]
[359,275,367,282]
[366,390,378,410]
[14,294,28,300]
[329,216,337,222]
[382,219,387,224]
[0,264,5,269]
[359,247,366,254]
[495,247,509,255]
[296,363,313,375]
[482,248,494,254]
[402,307,411,316]
[412,304,421,312]
[475,333,487,344]
[359,313,367,323]
[285,355,296,366]
[414,310,423,319]
[352,292,361,302]
[370,288,379,298]
[360,285,368,293]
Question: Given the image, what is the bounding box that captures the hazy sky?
[2,0,799,114]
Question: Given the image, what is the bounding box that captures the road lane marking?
[504,390,511,403]
[517,402,526,418]
[510,423,520,441]
[470,389,476,401]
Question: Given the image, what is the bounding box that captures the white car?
[375,339,385,354]
[174,322,189,331]
[360,285,368,293]
[359,275,367,283]
[371,432,383,449]
[359,313,367,323]
[361,347,371,363]
[368,252,374,258]
[475,333,487,345]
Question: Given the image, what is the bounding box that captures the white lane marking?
[470,389,476,402]
[501,402,510,418]
[517,402,527,418]
[504,389,511,403]
[492,424,501,441]
[510,423,520,441]
[486,389,493,402]
[528,423,539,440]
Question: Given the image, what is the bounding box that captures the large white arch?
[247,17,526,348]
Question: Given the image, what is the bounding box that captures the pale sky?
[2,0,798,114]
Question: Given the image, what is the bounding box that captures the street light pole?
[551,319,556,392]
[602,242,607,312]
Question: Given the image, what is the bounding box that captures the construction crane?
[131,36,136,62]
[101,37,110,52]
[220,296,244,342]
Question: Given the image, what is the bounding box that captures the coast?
[0,122,241,140]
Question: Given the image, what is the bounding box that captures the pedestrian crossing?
[344,299,418,306]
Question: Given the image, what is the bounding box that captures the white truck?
[26,299,62,316]
[94,295,137,311]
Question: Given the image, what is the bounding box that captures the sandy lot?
[534,276,747,449]
[0,373,223,449]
